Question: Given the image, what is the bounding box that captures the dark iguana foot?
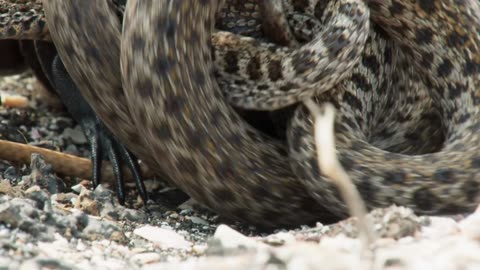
[33,40,148,205]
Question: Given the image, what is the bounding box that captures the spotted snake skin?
[1,0,480,228]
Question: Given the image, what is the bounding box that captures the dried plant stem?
[0,139,153,184]
[304,99,375,248]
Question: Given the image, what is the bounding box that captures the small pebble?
[459,211,480,241]
[206,225,263,256]
[264,232,296,246]
[187,216,209,226]
[62,126,87,144]
[130,252,162,264]
[71,183,84,194]
[0,180,13,195]
[134,225,192,250]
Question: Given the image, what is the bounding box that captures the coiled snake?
[2,0,480,228]
[42,0,369,227]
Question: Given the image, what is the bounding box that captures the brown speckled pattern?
[0,0,48,40]
[42,0,342,228]
[6,0,480,228]
[213,0,370,109]
[289,0,480,216]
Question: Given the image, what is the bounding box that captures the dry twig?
[0,139,154,184]
[304,99,375,249]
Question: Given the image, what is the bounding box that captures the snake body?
[44,0,358,227]
[2,0,480,228]
[286,0,480,215]
[1,0,370,110]
[213,0,369,109]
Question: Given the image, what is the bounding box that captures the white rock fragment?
[178,198,200,210]
[76,240,87,252]
[212,224,261,250]
[133,225,192,250]
[130,252,161,264]
[36,235,71,258]
[319,234,362,253]
[192,244,208,255]
[459,211,480,241]
[71,183,84,194]
[264,231,296,246]
[187,216,209,225]
[62,126,88,144]
[282,243,365,270]
[422,217,459,239]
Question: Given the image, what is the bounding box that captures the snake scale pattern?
[0,0,480,228]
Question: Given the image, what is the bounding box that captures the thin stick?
[0,139,154,184]
[304,99,375,248]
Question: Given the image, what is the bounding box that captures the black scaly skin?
[0,39,148,204]
[28,40,148,205]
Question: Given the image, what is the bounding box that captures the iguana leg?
[32,40,148,204]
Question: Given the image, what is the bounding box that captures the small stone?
[25,187,52,212]
[75,188,99,217]
[422,217,459,239]
[0,180,13,195]
[459,211,480,241]
[51,192,77,204]
[0,258,16,269]
[92,184,116,199]
[76,240,87,252]
[3,166,19,181]
[178,198,201,210]
[62,126,87,144]
[24,185,42,194]
[24,153,66,194]
[71,183,84,194]
[192,244,208,255]
[130,252,162,264]
[169,212,179,219]
[179,209,193,216]
[131,247,148,253]
[187,216,209,226]
[63,144,80,156]
[50,117,73,130]
[206,225,263,256]
[20,257,76,270]
[29,128,42,140]
[82,217,126,242]
[0,197,51,240]
[264,232,296,246]
[120,208,147,223]
[134,225,192,250]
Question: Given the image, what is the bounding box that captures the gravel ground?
[1,73,480,270]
